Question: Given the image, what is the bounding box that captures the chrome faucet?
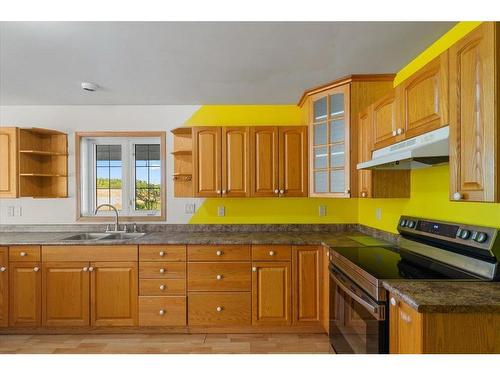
[94,204,125,233]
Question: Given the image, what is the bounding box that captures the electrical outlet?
[375,208,382,221]
[7,206,14,217]
[319,205,326,217]
[217,206,225,217]
[185,203,196,214]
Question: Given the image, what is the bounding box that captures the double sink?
[61,232,146,241]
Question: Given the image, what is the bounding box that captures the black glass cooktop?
[331,246,479,280]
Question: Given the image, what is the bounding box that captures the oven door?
[329,264,388,354]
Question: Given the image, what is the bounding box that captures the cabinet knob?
[216,274,223,280]
[216,306,223,312]
[252,266,257,272]
[390,297,398,306]
[0,266,6,272]
[159,284,166,290]
[33,266,40,272]
[20,251,27,257]
[159,309,166,316]
[453,192,463,201]
[222,189,226,194]
[216,250,223,256]
[345,189,350,195]
[217,190,221,194]
[361,191,367,198]
[88,266,94,272]
[82,267,88,272]
[392,130,397,136]
[396,128,403,135]
[159,251,165,257]
[279,189,284,195]
[274,189,279,194]
[159,268,166,273]
[269,250,275,256]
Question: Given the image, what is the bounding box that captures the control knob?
[407,220,416,229]
[458,229,471,240]
[399,219,407,227]
[474,232,488,243]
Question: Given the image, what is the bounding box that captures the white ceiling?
[0,22,455,105]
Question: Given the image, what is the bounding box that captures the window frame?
[76,131,166,222]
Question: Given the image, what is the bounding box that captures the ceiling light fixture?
[81,82,99,92]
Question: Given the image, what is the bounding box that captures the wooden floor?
[0,333,332,354]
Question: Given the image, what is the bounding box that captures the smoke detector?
[81,82,99,92]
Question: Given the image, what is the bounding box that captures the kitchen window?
[76,132,166,221]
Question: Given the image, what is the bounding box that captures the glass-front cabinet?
[310,84,350,197]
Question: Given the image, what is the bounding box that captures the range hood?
[357,126,449,170]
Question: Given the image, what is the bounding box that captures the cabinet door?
[292,246,321,325]
[222,127,250,197]
[449,22,498,202]
[91,262,138,326]
[250,126,279,197]
[251,262,291,325]
[9,261,41,327]
[373,90,399,150]
[358,108,373,198]
[279,127,308,197]
[193,127,221,197]
[42,262,90,327]
[0,247,8,327]
[389,294,423,354]
[0,127,18,198]
[400,52,449,139]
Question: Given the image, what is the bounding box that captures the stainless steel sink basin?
[61,233,113,241]
[102,232,146,240]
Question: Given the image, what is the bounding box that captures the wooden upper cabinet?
[0,247,8,327]
[373,90,400,150]
[9,261,42,327]
[399,52,449,139]
[193,127,222,197]
[0,127,18,198]
[449,22,499,202]
[91,261,138,327]
[250,126,279,197]
[42,262,90,327]
[292,246,321,325]
[279,127,308,197]
[252,261,291,326]
[222,127,250,197]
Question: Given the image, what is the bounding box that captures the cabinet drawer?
[252,245,291,261]
[9,246,40,262]
[139,245,186,262]
[139,279,186,296]
[139,262,186,279]
[187,263,251,291]
[139,296,186,326]
[188,292,251,326]
[187,245,250,262]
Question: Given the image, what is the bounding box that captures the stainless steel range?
[328,216,500,354]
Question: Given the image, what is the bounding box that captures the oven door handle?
[330,266,385,321]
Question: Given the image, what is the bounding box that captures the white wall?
[0,105,204,224]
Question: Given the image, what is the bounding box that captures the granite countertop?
[0,230,367,247]
[383,280,500,313]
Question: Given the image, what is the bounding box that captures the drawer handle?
[20,251,27,257]
[216,250,223,256]
[159,284,166,290]
[0,266,7,272]
[33,266,40,272]
[269,250,275,256]
[159,251,166,257]
[159,309,166,316]
[390,297,398,306]
[159,268,166,273]
[216,274,223,280]
[216,306,223,312]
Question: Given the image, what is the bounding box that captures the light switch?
[319,205,327,217]
[217,206,225,217]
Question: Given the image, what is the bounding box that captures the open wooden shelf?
[20,150,68,156]
[20,173,68,177]
[170,150,192,156]
[171,127,193,135]
[172,127,193,197]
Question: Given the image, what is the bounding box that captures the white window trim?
[80,136,161,218]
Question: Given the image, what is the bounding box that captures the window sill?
[77,214,165,222]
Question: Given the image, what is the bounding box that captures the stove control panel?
[398,216,499,259]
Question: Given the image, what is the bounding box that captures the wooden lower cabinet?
[139,296,186,326]
[292,246,321,325]
[389,294,500,353]
[42,262,90,327]
[251,261,291,326]
[188,292,251,326]
[0,247,8,327]
[91,262,138,327]
[9,261,41,327]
